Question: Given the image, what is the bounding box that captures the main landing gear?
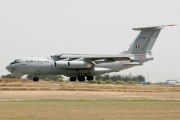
[33,77,39,82]
[70,77,76,81]
[78,76,85,82]
[86,76,94,81]
[69,76,94,82]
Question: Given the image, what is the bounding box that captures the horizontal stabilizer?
[133,24,176,31]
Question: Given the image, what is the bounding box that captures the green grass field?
[0,100,179,120]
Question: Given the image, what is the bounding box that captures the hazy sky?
[0,0,180,82]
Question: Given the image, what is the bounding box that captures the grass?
[0,79,180,120]
[0,78,180,92]
[0,100,179,120]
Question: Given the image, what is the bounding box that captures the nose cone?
[6,65,10,70]
[6,65,13,73]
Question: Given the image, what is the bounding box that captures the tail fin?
[122,24,176,54]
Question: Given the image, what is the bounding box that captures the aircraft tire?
[78,76,85,82]
[33,77,39,82]
[70,77,76,82]
[87,76,94,81]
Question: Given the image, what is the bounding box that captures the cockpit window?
[10,59,21,65]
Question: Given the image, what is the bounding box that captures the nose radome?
[6,65,12,73]
[6,65,10,70]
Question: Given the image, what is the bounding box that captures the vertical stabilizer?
[122,24,176,54]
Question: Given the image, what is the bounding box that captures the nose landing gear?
[33,77,39,82]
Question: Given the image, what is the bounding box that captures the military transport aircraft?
[6,24,175,81]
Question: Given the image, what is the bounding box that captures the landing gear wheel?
[33,77,39,82]
[70,77,76,82]
[78,76,85,82]
[87,76,94,81]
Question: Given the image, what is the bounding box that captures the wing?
[52,53,132,64]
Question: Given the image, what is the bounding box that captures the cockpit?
[10,59,21,65]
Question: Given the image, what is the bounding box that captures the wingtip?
[168,24,177,26]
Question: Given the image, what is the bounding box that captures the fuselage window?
[44,61,49,63]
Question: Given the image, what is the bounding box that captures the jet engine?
[55,61,92,68]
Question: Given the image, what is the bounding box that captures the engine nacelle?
[55,61,92,68]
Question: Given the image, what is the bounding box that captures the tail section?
[122,24,176,54]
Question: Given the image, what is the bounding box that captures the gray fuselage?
[6,54,153,77]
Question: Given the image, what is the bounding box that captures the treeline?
[96,74,145,82]
[1,74,63,81]
[1,74,22,79]
[27,75,63,81]
[1,73,145,82]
